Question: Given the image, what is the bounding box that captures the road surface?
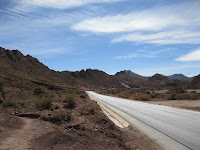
[86,91,200,150]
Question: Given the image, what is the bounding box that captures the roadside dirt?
[147,100,200,112]
[0,114,56,150]
[0,111,162,150]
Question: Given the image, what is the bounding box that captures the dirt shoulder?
[0,106,162,150]
[0,114,56,150]
[147,100,200,112]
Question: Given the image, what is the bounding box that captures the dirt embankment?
[0,107,162,150]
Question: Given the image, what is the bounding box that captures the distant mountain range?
[167,74,191,80]
[0,47,198,90]
[115,70,191,81]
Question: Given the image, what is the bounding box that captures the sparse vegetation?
[34,98,52,111]
[63,98,76,109]
[63,91,77,109]
[168,93,199,100]
[42,111,72,124]
[34,87,45,95]
[54,104,59,109]
[0,80,5,99]
[79,101,95,115]
[100,87,200,101]
[140,95,151,101]
[169,87,186,93]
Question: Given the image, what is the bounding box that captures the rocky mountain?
[0,47,144,89]
[191,74,200,88]
[149,73,169,81]
[115,70,148,80]
[0,47,196,90]
[168,74,190,80]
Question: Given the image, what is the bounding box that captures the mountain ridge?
[0,47,199,89]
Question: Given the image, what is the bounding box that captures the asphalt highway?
[86,91,200,150]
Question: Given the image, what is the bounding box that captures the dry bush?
[0,80,5,99]
[2,99,25,109]
[79,101,96,115]
[60,89,78,98]
[140,95,151,101]
[34,87,45,95]
[150,93,160,98]
[117,90,133,99]
[42,111,72,124]
[168,93,199,100]
[168,93,177,100]
[80,95,86,99]
[34,98,52,110]
[63,97,76,109]
[175,93,199,100]
[169,87,186,93]
[54,104,59,109]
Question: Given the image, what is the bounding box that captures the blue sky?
[0,0,200,77]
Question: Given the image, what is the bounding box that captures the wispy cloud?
[72,2,200,33]
[72,2,200,45]
[72,11,182,33]
[112,30,200,44]
[115,54,136,59]
[176,49,200,62]
[18,0,123,9]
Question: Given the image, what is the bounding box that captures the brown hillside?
[0,47,145,89]
[191,74,200,88]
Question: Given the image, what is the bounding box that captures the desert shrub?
[54,105,59,109]
[168,93,177,100]
[80,95,86,99]
[140,95,150,101]
[34,98,52,110]
[2,99,17,108]
[2,99,25,108]
[79,102,95,115]
[169,87,186,93]
[150,93,160,99]
[42,111,71,124]
[146,91,151,95]
[34,87,45,95]
[0,81,3,92]
[117,91,130,99]
[63,98,76,109]
[0,81,5,98]
[60,89,78,98]
[175,93,199,100]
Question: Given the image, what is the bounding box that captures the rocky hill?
[115,70,148,80]
[0,47,144,89]
[149,74,169,81]
[191,74,200,88]
[168,74,190,80]
[0,47,196,90]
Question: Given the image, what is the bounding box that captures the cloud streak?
[72,2,200,33]
[112,30,200,44]
[115,54,136,59]
[176,49,200,62]
[72,2,200,45]
[72,11,183,33]
[18,0,123,9]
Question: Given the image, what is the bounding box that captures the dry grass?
[79,101,96,115]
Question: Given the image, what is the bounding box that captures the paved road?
[87,91,200,150]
